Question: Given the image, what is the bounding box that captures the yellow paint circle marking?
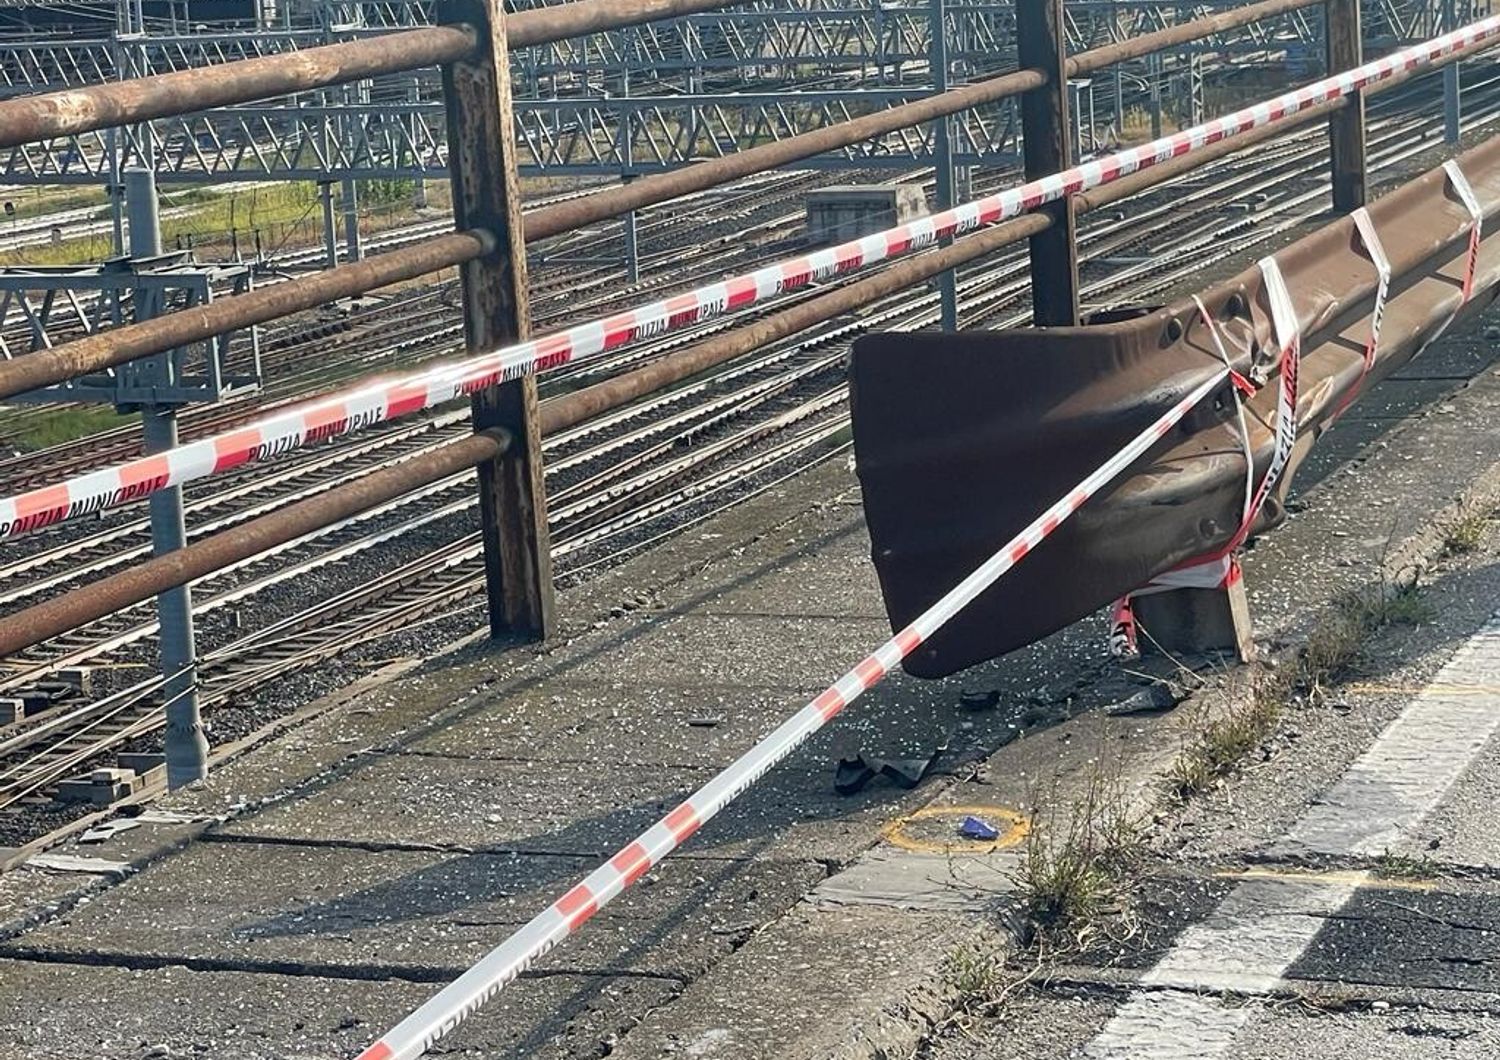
[879,804,1030,855]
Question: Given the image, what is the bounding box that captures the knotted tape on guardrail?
[1444,158,1484,304]
[1110,257,1301,656]
[1330,206,1393,422]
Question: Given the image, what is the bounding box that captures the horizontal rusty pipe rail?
[483,0,1326,241]
[509,0,758,48]
[0,36,1482,658]
[1068,0,1321,76]
[0,27,475,151]
[0,430,511,659]
[0,0,756,151]
[0,232,492,400]
[0,218,1045,658]
[0,0,1374,402]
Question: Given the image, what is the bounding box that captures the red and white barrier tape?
[1444,158,1484,303]
[355,369,1232,1060]
[5,15,1500,540]
[1119,255,1301,612]
[1331,206,1393,422]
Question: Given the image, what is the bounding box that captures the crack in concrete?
[0,944,689,986]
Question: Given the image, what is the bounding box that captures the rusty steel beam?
[0,1,756,151]
[1067,0,1322,76]
[1328,0,1368,211]
[852,136,1500,679]
[0,232,491,401]
[0,431,510,660]
[442,0,557,641]
[0,0,1429,401]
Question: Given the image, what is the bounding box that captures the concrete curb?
[606,347,1500,1060]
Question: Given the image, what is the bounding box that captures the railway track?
[0,62,1494,842]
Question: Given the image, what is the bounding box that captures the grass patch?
[0,185,110,221]
[943,937,1006,999]
[1168,670,1289,800]
[1170,566,1437,799]
[1336,574,1434,633]
[1441,506,1492,556]
[1374,849,1436,881]
[1010,767,1144,952]
[2,405,139,451]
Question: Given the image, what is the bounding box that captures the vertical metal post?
[1444,0,1462,144]
[1016,0,1080,326]
[320,180,338,267]
[410,79,429,209]
[438,0,555,640]
[623,183,641,285]
[931,0,959,332]
[620,48,641,285]
[341,176,363,262]
[1327,0,1367,210]
[125,169,206,789]
[1147,51,1163,140]
[1187,52,1204,128]
[1112,64,1124,143]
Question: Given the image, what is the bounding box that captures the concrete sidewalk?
[0,329,1496,1060]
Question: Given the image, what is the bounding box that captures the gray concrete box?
[805,184,927,245]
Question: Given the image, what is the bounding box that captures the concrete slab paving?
[1226,1007,1500,1059]
[0,957,675,1060]
[408,679,829,767]
[608,902,972,1060]
[6,839,823,980]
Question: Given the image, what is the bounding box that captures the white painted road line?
[1084,611,1500,1059]
[1285,616,1500,858]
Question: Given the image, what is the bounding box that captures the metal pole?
[125,168,207,790]
[1148,51,1164,140]
[931,0,959,331]
[1327,0,1367,210]
[1445,0,1462,144]
[1113,64,1124,142]
[1016,0,1081,325]
[438,0,555,641]
[623,184,641,285]
[320,180,338,267]
[341,176,363,262]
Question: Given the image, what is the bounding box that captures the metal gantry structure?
[0,0,1490,790]
[0,0,1478,190]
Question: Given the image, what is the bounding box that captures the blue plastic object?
[958,815,1000,841]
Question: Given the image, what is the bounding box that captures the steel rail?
[0,0,759,150]
[0,47,1481,658]
[15,9,1498,539]
[0,0,1324,402]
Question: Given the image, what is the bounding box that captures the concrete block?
[1134,576,1256,663]
[806,184,926,245]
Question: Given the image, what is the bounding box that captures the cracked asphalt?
[921,446,1500,1057]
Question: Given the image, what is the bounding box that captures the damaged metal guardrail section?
[851,136,1500,679]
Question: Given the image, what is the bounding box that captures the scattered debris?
[834,748,940,795]
[959,689,1000,711]
[958,815,1000,841]
[1105,683,1182,716]
[77,819,142,844]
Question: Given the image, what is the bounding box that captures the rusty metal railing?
[0,0,1490,786]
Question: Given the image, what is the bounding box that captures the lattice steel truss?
[0,0,1483,185]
